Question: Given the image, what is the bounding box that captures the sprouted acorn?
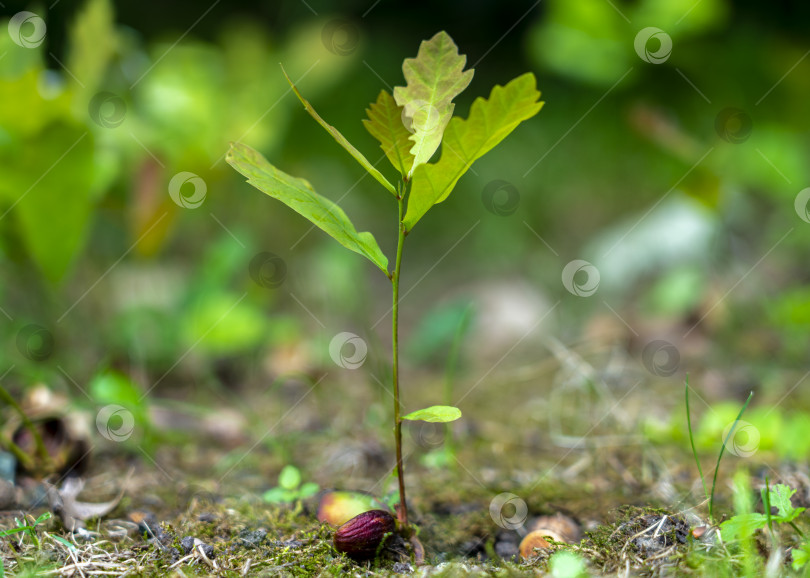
[333,509,396,559]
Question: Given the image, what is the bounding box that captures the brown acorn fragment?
[519,530,551,558]
[333,509,396,559]
[530,513,581,544]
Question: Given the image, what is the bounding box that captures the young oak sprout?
[226,30,543,533]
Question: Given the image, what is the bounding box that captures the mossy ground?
[2,355,809,575]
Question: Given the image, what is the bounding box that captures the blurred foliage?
[0,0,808,429]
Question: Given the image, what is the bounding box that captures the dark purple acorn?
[333,509,396,559]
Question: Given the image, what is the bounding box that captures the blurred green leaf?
[549,550,588,577]
[183,292,266,355]
[0,19,43,80]
[226,142,389,274]
[769,484,805,522]
[793,543,810,570]
[404,73,543,230]
[0,122,96,282]
[89,370,149,436]
[282,67,397,196]
[632,0,728,35]
[299,482,319,498]
[720,513,766,542]
[408,300,474,363]
[642,266,705,316]
[363,90,414,178]
[402,405,461,423]
[278,464,301,490]
[528,0,627,86]
[393,31,474,177]
[0,69,71,138]
[90,370,143,408]
[138,43,224,164]
[67,0,117,108]
[262,487,296,504]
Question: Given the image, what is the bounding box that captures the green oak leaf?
[402,405,462,423]
[362,90,415,179]
[226,142,389,275]
[282,66,397,196]
[403,73,543,231]
[393,31,474,178]
[769,484,805,522]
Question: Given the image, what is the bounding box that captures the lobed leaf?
[282,67,397,196]
[403,73,544,231]
[393,31,474,177]
[362,90,415,179]
[402,405,462,423]
[226,142,389,275]
[719,513,767,542]
[769,484,805,522]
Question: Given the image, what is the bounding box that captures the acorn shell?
[530,513,581,544]
[333,509,396,559]
[519,530,551,558]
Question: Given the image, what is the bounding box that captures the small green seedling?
[0,512,52,549]
[262,464,319,504]
[227,31,544,528]
[720,482,806,542]
[685,375,753,522]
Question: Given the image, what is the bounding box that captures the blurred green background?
[1,0,810,454]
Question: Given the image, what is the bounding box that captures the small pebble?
[392,562,414,573]
[495,540,519,560]
[238,528,267,548]
[180,536,195,554]
[0,452,15,483]
[0,479,16,508]
[180,536,215,559]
